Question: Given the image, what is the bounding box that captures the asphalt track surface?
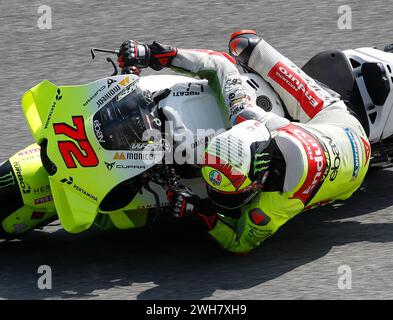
[1,0,393,300]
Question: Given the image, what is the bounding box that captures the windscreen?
[92,87,160,150]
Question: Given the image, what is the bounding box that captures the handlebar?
[90,48,119,59]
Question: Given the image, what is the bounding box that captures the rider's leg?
[228,30,339,124]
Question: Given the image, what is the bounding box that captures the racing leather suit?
[168,40,370,253]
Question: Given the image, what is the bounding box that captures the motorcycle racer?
[117,31,371,254]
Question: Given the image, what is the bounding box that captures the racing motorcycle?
[1,44,393,238]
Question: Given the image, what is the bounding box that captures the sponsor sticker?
[12,162,31,194]
[33,185,51,195]
[113,152,158,161]
[34,195,53,205]
[44,89,62,129]
[17,148,41,157]
[60,177,97,202]
[82,85,106,107]
[248,208,271,226]
[360,136,371,166]
[93,120,105,143]
[209,170,222,186]
[324,135,341,181]
[31,211,46,220]
[268,61,323,118]
[204,153,247,190]
[97,84,121,108]
[105,162,115,171]
[344,128,360,179]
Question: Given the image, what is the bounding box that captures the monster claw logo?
[0,172,16,189]
[253,152,271,174]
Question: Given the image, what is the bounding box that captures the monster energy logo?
[0,172,16,189]
[254,152,270,173]
[12,162,31,194]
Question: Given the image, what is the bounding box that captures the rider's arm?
[170,48,280,127]
[117,40,287,128]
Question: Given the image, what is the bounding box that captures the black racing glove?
[148,41,178,70]
[117,40,150,69]
[167,185,200,220]
[167,186,218,230]
[118,40,177,71]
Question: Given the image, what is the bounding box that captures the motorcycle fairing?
[1,143,56,234]
[343,47,393,143]
[21,74,162,233]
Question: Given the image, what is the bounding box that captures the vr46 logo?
[53,116,99,168]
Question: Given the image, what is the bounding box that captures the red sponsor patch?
[31,211,46,220]
[360,136,370,165]
[249,208,271,226]
[279,124,327,205]
[268,61,324,118]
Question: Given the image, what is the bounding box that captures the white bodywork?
[343,47,393,143]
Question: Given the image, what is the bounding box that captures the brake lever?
[106,57,118,76]
[90,48,120,76]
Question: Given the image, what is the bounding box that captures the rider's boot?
[228,30,261,71]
